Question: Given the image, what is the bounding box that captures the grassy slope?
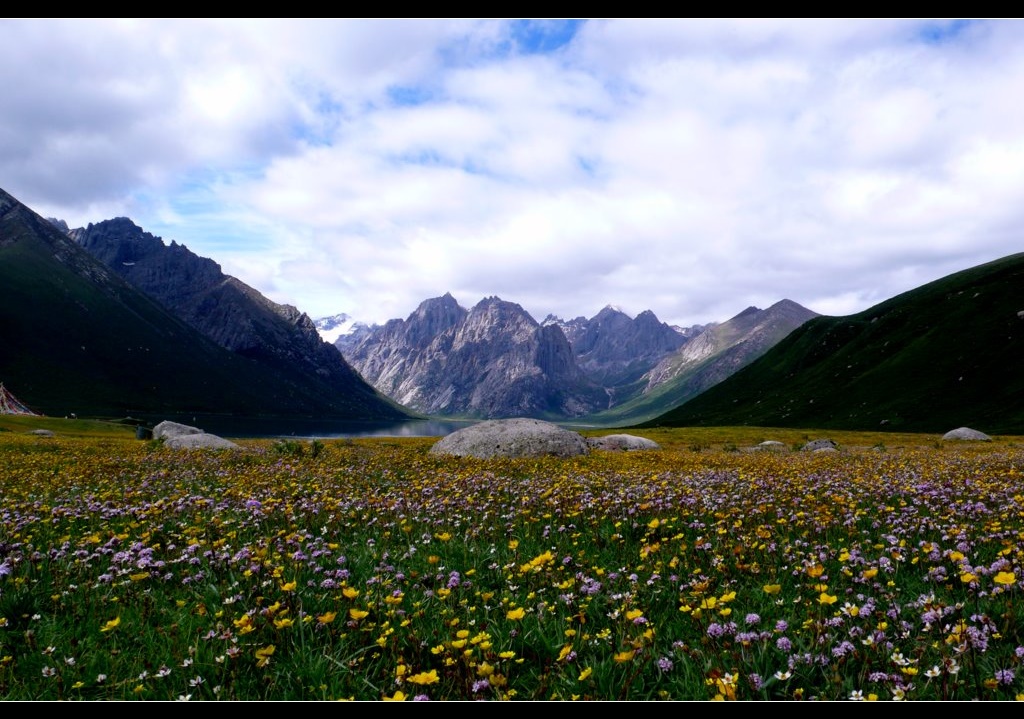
[640,253,1024,434]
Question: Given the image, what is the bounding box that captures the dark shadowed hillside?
[0,187,409,420]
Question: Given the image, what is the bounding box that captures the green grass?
[1,428,1023,700]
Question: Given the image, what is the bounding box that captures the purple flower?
[745,613,761,626]
[996,669,1015,686]
[657,657,674,673]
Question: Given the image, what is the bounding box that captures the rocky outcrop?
[343,296,607,419]
[429,418,589,458]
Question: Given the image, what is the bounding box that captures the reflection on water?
[130,413,475,439]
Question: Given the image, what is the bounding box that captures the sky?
[3,19,1023,328]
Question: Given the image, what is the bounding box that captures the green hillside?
[640,253,1024,434]
[0,189,408,421]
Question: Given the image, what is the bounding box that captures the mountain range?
[3,182,1021,433]
[332,295,817,422]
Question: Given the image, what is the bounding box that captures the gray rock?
[153,420,204,440]
[942,427,992,441]
[801,438,838,452]
[586,434,660,451]
[28,428,54,437]
[754,440,786,452]
[153,420,240,449]
[430,418,589,459]
[163,433,241,450]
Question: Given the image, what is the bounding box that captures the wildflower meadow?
[1,426,1023,700]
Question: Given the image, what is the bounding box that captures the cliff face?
[342,295,608,418]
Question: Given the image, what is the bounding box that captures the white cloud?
[2,18,1022,329]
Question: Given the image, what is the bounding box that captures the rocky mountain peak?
[341,294,606,418]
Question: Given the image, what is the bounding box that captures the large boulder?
[153,420,204,440]
[942,427,992,441]
[429,418,589,459]
[153,420,241,450]
[586,434,660,452]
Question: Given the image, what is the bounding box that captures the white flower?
[849,690,864,701]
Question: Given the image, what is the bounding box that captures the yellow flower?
[383,690,407,701]
[578,667,592,681]
[317,611,337,624]
[280,580,297,592]
[519,551,555,574]
[763,584,782,595]
[960,572,978,584]
[274,617,294,629]
[255,644,275,667]
[407,669,439,685]
[994,571,1016,585]
[342,586,360,599]
[625,609,644,621]
[818,592,838,605]
[613,650,636,663]
[506,607,526,621]
[129,572,150,582]
[807,564,825,578]
[349,608,369,621]
[862,568,878,580]
[100,616,121,633]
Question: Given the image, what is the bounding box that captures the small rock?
[801,439,838,452]
[586,434,660,452]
